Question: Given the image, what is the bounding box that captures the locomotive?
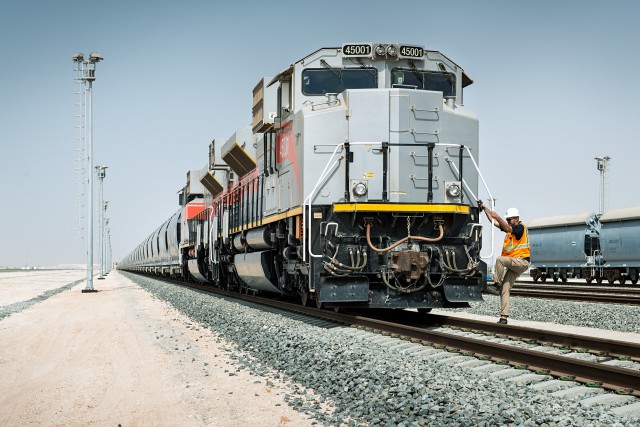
[119,42,488,310]
[528,206,640,284]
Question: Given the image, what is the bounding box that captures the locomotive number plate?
[398,45,424,59]
[342,44,372,57]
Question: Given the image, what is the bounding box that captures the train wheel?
[596,276,603,284]
[315,297,324,309]
[417,308,432,314]
[619,277,627,285]
[300,289,310,307]
[333,306,342,313]
[540,276,547,283]
[552,276,559,283]
[632,278,639,285]
[608,278,615,285]
[561,277,568,283]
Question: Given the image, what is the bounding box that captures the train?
[528,206,640,284]
[118,42,489,310]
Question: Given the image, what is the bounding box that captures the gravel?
[123,272,638,426]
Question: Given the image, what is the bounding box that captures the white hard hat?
[505,207,520,218]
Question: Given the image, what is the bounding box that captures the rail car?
[528,212,602,283]
[598,207,640,284]
[528,207,640,284]
[119,42,489,310]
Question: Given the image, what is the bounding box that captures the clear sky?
[1,1,639,267]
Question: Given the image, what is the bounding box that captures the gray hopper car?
[598,206,640,284]
[528,212,601,283]
[529,207,640,284]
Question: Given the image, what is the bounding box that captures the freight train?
[119,42,490,310]
[528,207,640,284]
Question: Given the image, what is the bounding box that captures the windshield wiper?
[320,59,342,79]
[352,58,377,77]
[409,60,424,86]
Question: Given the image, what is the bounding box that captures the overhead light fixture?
[89,52,103,63]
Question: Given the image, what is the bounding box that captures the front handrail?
[303,142,385,262]
[442,144,495,260]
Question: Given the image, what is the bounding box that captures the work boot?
[497,318,508,324]
[484,285,500,295]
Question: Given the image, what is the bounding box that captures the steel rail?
[514,283,640,295]
[509,289,640,305]
[425,313,640,360]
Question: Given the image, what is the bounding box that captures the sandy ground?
[0,270,86,305]
[0,270,318,426]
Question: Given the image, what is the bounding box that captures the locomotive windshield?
[302,68,377,95]
[391,68,456,97]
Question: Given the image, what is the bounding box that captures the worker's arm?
[477,201,512,233]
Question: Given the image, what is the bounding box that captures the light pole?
[104,217,110,274]
[594,156,611,215]
[107,226,113,271]
[102,205,109,276]
[73,52,103,292]
[96,165,108,280]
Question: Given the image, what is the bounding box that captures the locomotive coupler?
[390,250,429,282]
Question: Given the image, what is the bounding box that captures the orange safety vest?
[502,222,530,259]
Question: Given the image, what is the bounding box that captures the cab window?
[302,68,377,95]
[391,68,456,97]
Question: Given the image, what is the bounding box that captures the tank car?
[119,198,204,278]
[528,212,602,282]
[598,206,640,284]
[120,42,489,310]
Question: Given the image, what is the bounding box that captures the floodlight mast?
[96,166,108,279]
[73,52,103,292]
[104,217,110,274]
[594,156,611,215]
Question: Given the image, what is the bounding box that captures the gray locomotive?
[119,43,489,310]
[528,206,640,284]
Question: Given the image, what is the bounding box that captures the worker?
[478,202,530,324]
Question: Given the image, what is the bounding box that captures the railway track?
[164,277,640,397]
[514,283,640,295]
[486,283,640,305]
[518,278,640,287]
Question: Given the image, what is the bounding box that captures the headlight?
[352,181,368,197]
[446,183,461,198]
[375,44,386,57]
[386,45,398,57]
